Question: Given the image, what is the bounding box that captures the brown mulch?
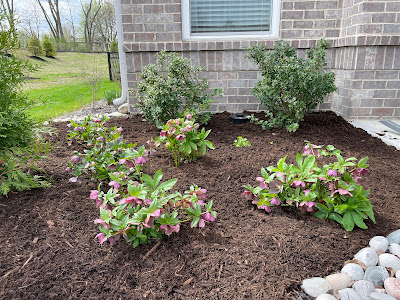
[1,111,399,299]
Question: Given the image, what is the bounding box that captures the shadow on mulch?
[0,111,399,299]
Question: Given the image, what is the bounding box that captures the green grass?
[18,51,120,121]
[27,79,118,122]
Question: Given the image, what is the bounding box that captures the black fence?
[107,52,121,82]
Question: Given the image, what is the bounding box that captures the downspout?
[113,0,128,106]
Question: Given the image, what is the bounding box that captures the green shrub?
[109,38,118,52]
[134,50,223,128]
[0,13,51,195]
[104,88,121,105]
[246,39,336,132]
[42,35,57,57]
[27,35,43,57]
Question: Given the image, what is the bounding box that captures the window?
[182,0,280,40]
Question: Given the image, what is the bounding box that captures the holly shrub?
[66,115,217,247]
[245,39,336,132]
[134,50,223,128]
[156,114,215,166]
[243,142,374,231]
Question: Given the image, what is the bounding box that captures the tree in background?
[80,0,102,52]
[42,34,56,57]
[35,0,64,41]
[19,0,43,39]
[94,0,116,51]
[27,35,43,57]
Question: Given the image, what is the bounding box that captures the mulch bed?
[1,111,399,299]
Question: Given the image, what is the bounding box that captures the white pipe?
[113,0,128,106]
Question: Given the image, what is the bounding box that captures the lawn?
[17,51,119,121]
[0,112,399,299]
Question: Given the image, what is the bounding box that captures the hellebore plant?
[233,136,251,148]
[243,142,374,231]
[92,169,217,247]
[156,114,215,166]
[66,115,154,182]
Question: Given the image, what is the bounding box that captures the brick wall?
[120,0,400,119]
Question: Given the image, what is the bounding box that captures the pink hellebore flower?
[150,209,162,218]
[292,180,306,188]
[299,201,317,212]
[71,155,80,163]
[182,125,193,133]
[65,166,72,172]
[304,189,311,196]
[168,127,176,135]
[186,114,192,120]
[95,233,106,244]
[198,200,204,206]
[108,163,117,170]
[198,218,206,228]
[258,205,272,213]
[135,156,147,165]
[97,136,106,142]
[75,126,83,133]
[242,190,255,200]
[203,212,215,222]
[327,169,338,177]
[119,196,142,205]
[90,190,100,200]
[332,188,353,197]
[196,188,207,200]
[353,168,368,176]
[69,177,78,183]
[256,177,268,189]
[269,179,283,194]
[94,118,102,123]
[276,172,287,182]
[144,198,152,205]
[109,181,120,190]
[303,144,320,157]
[176,134,186,141]
[117,127,123,132]
[270,197,281,206]
[159,224,180,235]
[146,140,152,146]
[94,218,110,229]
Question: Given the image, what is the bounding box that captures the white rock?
[316,294,336,300]
[117,103,129,114]
[353,280,376,300]
[326,273,353,291]
[387,230,400,244]
[370,292,397,300]
[355,247,379,268]
[338,288,362,300]
[364,266,390,287]
[301,277,332,298]
[107,112,128,119]
[342,263,365,281]
[389,243,400,258]
[378,253,400,273]
[397,270,400,279]
[370,236,390,254]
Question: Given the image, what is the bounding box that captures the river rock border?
[301,229,400,299]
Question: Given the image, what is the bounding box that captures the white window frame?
[181,0,281,41]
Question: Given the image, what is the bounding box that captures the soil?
[1,111,399,300]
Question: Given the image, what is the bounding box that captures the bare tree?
[80,0,102,51]
[20,0,42,38]
[93,0,116,51]
[63,0,76,43]
[35,0,64,41]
